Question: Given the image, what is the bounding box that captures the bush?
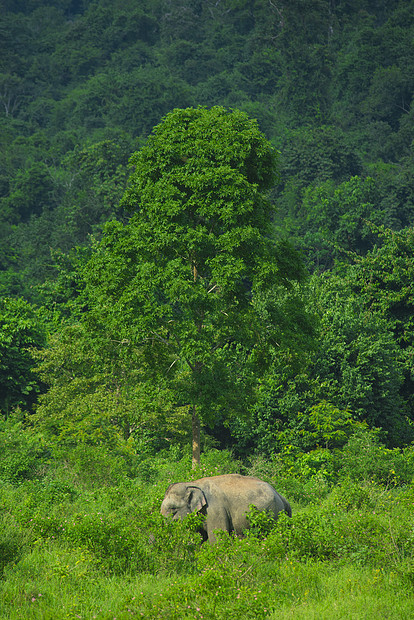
[0,417,49,484]
[246,505,282,538]
[339,430,414,485]
[247,453,331,507]
[8,483,200,577]
[328,479,375,512]
[0,447,414,619]
[49,444,130,489]
[264,512,337,561]
[191,449,242,479]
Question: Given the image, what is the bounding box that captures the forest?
[1,0,414,617]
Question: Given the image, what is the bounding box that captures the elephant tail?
[280,494,292,517]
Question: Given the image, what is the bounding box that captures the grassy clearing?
[274,564,414,619]
[0,444,414,619]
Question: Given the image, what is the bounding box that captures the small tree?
[85,106,307,465]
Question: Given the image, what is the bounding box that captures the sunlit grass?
[275,564,414,619]
[0,446,413,619]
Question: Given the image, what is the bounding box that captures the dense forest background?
[1,0,414,456]
[2,2,414,617]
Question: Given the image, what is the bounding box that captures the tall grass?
[0,434,413,619]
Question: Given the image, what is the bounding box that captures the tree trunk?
[191,260,201,468]
[192,405,201,468]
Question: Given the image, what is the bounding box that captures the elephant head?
[160,482,207,521]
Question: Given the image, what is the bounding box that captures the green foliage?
[190,449,242,479]
[311,271,408,443]
[274,402,366,457]
[0,447,414,618]
[1,161,55,223]
[0,0,413,300]
[274,447,336,485]
[0,416,48,483]
[350,226,414,425]
[246,504,281,539]
[0,297,46,418]
[351,226,414,347]
[0,0,413,588]
[304,401,363,448]
[299,175,385,265]
[59,137,132,223]
[0,512,28,578]
[40,508,199,576]
[1,3,414,572]
[279,125,361,190]
[338,429,414,485]
[251,427,414,502]
[231,263,408,457]
[84,106,309,448]
[33,322,190,452]
[0,0,412,425]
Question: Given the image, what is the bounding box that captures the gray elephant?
[160,473,291,543]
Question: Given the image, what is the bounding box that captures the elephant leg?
[206,510,231,544]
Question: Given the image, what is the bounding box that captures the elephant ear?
[186,486,207,513]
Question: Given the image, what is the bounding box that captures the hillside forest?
[1,1,414,618]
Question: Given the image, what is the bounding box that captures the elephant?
[160,473,291,544]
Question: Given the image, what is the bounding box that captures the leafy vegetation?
[1,0,414,616]
[83,105,308,465]
[0,434,414,618]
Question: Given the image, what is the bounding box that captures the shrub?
[0,417,49,484]
[246,505,282,538]
[49,444,129,489]
[339,430,414,485]
[191,449,241,480]
[328,479,375,512]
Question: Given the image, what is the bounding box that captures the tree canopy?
[1,0,414,465]
[84,106,309,464]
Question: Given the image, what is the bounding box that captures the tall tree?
[82,106,307,465]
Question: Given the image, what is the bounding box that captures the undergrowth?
[0,431,413,618]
